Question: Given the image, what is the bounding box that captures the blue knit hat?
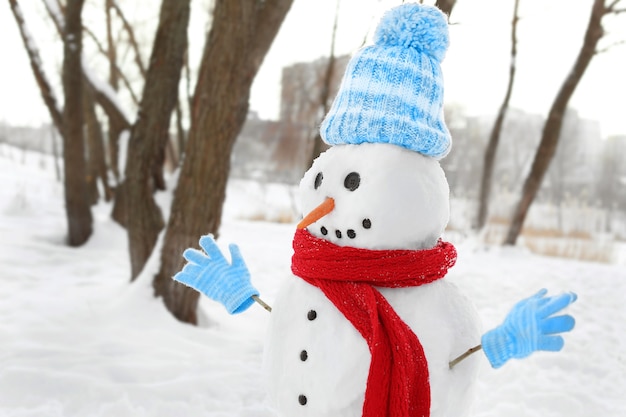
[320,3,451,159]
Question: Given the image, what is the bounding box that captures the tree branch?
[82,24,140,105]
[596,39,626,53]
[82,24,106,55]
[42,0,132,130]
[42,0,64,34]
[110,0,147,77]
[10,0,64,134]
[449,345,482,369]
[605,0,626,13]
[606,0,622,10]
[252,295,272,313]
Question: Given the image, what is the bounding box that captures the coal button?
[307,310,317,321]
[299,394,307,405]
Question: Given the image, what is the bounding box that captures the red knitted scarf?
[291,229,457,417]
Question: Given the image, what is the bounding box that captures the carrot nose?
[297,197,335,230]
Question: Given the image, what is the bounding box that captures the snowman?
[173,4,577,417]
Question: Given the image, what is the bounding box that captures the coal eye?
[314,172,323,190]
[344,172,360,191]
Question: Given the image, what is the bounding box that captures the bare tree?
[83,82,113,202]
[11,0,131,244]
[504,0,624,245]
[308,0,340,167]
[154,0,294,324]
[42,0,132,135]
[84,1,145,183]
[105,0,123,181]
[39,0,130,215]
[105,0,118,93]
[50,125,62,181]
[544,109,580,203]
[115,0,191,280]
[62,0,93,246]
[476,0,520,230]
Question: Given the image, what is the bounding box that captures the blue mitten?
[173,235,259,314]
[481,289,577,369]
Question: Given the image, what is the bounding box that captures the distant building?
[235,55,350,183]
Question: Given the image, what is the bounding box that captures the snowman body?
[265,277,480,417]
[264,144,482,417]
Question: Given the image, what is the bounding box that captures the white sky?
[1,0,625,137]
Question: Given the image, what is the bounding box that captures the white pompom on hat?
[320,3,452,159]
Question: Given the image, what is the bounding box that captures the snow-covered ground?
[1,144,625,417]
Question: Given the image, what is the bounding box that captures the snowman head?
[297,3,453,251]
[299,143,449,250]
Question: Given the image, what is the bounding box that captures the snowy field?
[1,144,625,417]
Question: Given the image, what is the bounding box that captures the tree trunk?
[62,0,92,246]
[118,0,191,280]
[476,0,520,230]
[504,0,607,245]
[154,0,293,324]
[83,84,100,205]
[174,99,186,165]
[50,125,62,182]
[84,82,114,202]
[105,0,123,183]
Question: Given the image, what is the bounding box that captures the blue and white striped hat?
[320,3,451,159]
